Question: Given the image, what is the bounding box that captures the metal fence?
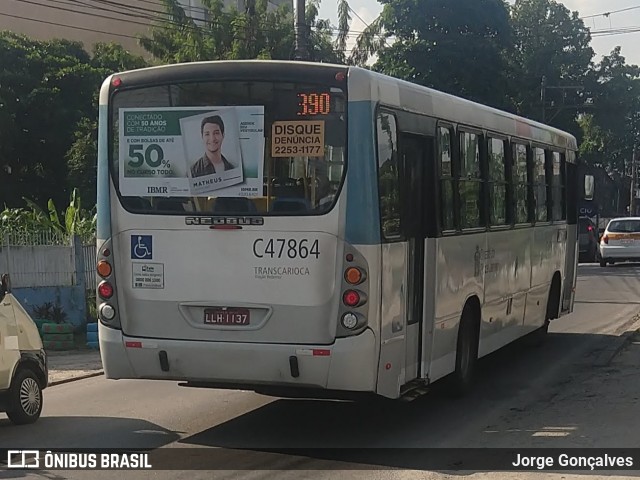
[3,230,71,246]
[83,244,97,289]
[1,232,96,289]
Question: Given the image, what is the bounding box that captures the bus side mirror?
[584,175,594,200]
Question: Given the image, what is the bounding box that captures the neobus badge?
[185,216,264,226]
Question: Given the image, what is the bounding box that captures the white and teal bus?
[96,60,579,400]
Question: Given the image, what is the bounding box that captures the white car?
[599,217,640,267]
[0,273,48,424]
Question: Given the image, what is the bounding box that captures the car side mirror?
[1,274,11,295]
[584,175,595,200]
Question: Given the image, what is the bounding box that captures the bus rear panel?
[97,62,380,397]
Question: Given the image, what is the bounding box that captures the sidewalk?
[46,349,104,386]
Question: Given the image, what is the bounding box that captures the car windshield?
[608,220,640,233]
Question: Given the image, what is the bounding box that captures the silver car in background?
[599,217,640,267]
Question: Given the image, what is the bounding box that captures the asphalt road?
[2,263,640,479]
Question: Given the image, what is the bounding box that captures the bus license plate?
[204,308,250,326]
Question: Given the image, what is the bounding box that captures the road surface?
[2,264,640,479]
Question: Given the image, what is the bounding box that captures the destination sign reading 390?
[297,92,331,116]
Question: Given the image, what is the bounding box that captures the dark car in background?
[578,216,598,263]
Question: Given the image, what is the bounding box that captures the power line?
[0,9,140,38]
[0,4,372,57]
[14,0,319,42]
[581,5,640,20]
[54,0,371,36]
[590,26,640,37]
[16,0,160,29]
[347,4,390,51]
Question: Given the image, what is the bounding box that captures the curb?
[49,370,104,387]
[594,326,640,367]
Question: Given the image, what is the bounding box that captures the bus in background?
[96,61,579,400]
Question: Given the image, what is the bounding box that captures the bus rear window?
[608,220,640,233]
[110,81,346,216]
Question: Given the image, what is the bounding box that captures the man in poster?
[190,115,235,178]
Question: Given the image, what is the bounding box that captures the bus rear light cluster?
[96,239,122,330]
[98,281,114,300]
[337,248,369,337]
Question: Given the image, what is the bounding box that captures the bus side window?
[488,137,508,226]
[376,111,402,240]
[533,147,548,222]
[512,143,529,224]
[438,126,455,231]
[458,130,483,229]
[551,152,565,221]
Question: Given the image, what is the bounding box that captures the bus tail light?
[97,260,112,278]
[602,235,609,245]
[98,281,114,299]
[341,312,359,329]
[344,267,365,285]
[100,304,116,320]
[97,238,122,330]
[343,289,366,307]
[337,246,370,338]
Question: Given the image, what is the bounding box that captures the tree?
[508,0,594,133]
[0,34,146,211]
[66,43,148,206]
[579,47,640,176]
[354,0,513,110]
[139,0,344,64]
[0,33,95,209]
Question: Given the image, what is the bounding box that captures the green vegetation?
[0,0,638,222]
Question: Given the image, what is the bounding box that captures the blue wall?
[12,286,87,328]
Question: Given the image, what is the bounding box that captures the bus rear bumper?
[99,323,378,393]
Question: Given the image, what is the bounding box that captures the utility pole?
[540,76,585,124]
[631,146,637,216]
[294,0,308,61]
[541,76,547,123]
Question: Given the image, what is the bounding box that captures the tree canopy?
[1,0,640,221]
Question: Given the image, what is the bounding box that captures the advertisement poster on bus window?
[118,106,264,197]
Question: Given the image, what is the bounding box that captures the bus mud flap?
[159,351,170,372]
[289,356,300,378]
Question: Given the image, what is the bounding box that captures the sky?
[317,0,640,67]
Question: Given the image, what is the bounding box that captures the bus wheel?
[447,304,479,397]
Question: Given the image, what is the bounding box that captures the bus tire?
[6,368,43,425]
[599,257,607,267]
[447,304,479,397]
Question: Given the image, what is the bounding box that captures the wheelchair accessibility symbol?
[131,235,153,259]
